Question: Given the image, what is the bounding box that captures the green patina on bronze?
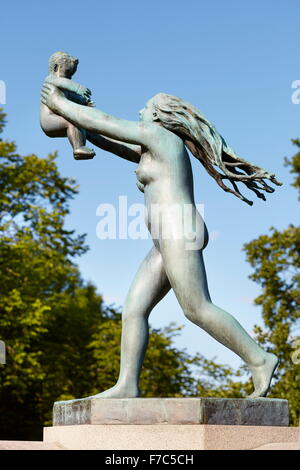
[41,54,282,401]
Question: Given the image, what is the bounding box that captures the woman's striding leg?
[159,242,278,398]
[92,245,171,398]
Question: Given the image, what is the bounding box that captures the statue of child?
[40,51,95,160]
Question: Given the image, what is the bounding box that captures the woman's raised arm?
[41,84,154,147]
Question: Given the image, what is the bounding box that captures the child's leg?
[40,110,95,160]
[67,124,95,160]
[67,124,86,149]
[40,112,69,137]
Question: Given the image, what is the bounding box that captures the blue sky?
[1,0,299,370]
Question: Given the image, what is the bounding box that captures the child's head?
[48,51,78,78]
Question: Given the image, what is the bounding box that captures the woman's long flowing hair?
[152,93,281,205]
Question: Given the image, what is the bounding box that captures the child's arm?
[44,75,91,101]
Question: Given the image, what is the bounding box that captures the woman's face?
[139,98,155,122]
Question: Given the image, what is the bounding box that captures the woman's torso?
[135,128,208,250]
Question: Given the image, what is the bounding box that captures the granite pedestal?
[43,397,297,450]
[52,397,289,427]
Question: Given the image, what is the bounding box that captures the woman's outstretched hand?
[41,83,64,112]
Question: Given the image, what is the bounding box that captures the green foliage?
[2,103,298,436]
[242,140,300,425]
[192,355,246,398]
[202,139,300,425]
[0,107,91,438]
[141,324,198,397]
[0,110,200,439]
[188,139,300,425]
[0,109,6,135]
[243,224,300,424]
[285,139,300,198]
[89,321,199,399]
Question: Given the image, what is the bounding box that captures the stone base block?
[0,440,64,450]
[254,441,300,450]
[53,397,289,427]
[44,424,299,450]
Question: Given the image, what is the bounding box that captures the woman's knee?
[183,298,213,326]
[122,302,150,323]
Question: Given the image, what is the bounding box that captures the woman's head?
[149,92,227,169]
[139,98,157,122]
[139,93,191,126]
[140,93,207,136]
[151,93,210,140]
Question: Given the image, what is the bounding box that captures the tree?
[89,321,199,398]
[0,110,200,439]
[191,140,300,425]
[287,139,300,199]
[243,140,300,425]
[0,106,90,438]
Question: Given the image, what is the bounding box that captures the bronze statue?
[41,73,282,399]
[40,52,95,160]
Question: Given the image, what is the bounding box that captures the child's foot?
[248,353,279,398]
[74,146,95,160]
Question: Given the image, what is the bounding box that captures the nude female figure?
[41,84,282,399]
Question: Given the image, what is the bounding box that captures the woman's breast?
[134,147,194,198]
[134,153,159,192]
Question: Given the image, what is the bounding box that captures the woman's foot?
[248,352,279,398]
[88,383,140,399]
